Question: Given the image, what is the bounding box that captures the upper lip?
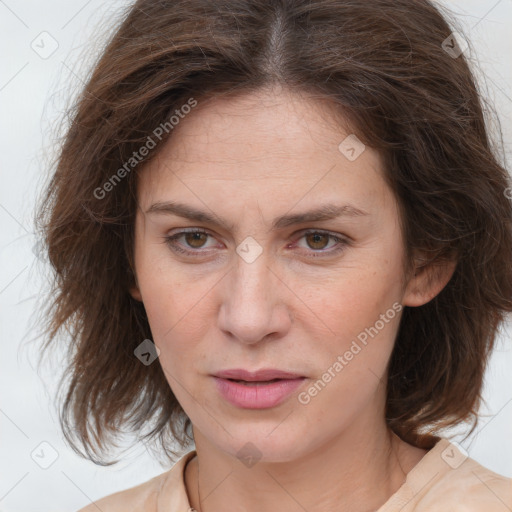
[214,369,304,381]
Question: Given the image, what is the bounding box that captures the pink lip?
[214,368,304,381]
[213,369,306,409]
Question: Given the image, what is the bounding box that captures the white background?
[1,1,511,511]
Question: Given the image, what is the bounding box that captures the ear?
[130,285,143,301]
[129,274,143,302]
[127,249,143,301]
[402,253,457,307]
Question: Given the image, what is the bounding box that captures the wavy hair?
[35,0,512,464]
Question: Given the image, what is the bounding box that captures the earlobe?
[128,256,142,301]
[129,284,143,302]
[402,257,457,307]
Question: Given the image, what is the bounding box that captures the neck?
[185,415,427,512]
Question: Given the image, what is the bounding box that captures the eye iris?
[185,232,207,248]
[306,233,329,250]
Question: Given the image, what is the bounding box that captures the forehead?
[152,88,356,166]
[137,88,392,216]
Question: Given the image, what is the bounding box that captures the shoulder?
[407,440,512,511]
[419,464,511,511]
[74,451,196,512]
[424,459,511,511]
[74,471,168,512]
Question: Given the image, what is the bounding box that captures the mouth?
[212,369,306,409]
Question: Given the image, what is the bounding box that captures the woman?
[36,0,512,510]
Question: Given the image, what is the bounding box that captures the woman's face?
[131,88,418,462]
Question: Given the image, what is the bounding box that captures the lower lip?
[213,377,306,409]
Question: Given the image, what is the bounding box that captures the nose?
[217,251,292,345]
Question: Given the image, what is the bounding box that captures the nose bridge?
[218,247,288,344]
[235,250,269,300]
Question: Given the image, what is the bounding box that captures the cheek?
[300,258,403,338]
[135,259,220,381]
[294,251,404,386]
[135,253,184,340]
[142,279,208,348]
[298,272,401,422]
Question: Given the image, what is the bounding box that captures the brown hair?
[35,0,512,465]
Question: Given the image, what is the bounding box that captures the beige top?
[76,438,512,511]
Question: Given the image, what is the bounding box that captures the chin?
[213,424,311,464]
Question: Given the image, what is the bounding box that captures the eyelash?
[163,228,349,258]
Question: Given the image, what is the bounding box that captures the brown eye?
[305,232,330,250]
[164,229,217,256]
[184,232,208,248]
[294,230,349,258]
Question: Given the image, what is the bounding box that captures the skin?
[130,86,455,512]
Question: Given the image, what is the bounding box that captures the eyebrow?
[145,200,369,231]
